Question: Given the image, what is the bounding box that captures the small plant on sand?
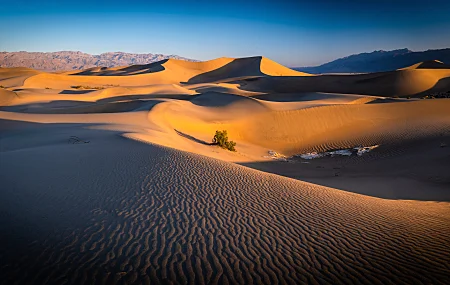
[45,87,50,89]
[212,130,236,152]
[0,85,4,88]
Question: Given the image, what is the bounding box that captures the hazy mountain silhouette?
[295,48,450,74]
[0,51,196,71]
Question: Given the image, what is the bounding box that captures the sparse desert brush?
[212,130,236,151]
[45,87,50,89]
[0,85,4,88]
[71,85,105,90]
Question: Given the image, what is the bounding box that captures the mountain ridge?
[295,48,450,74]
[0,51,197,71]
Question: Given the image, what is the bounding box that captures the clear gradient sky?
[0,0,449,66]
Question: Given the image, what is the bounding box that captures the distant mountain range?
[2,48,450,74]
[0,51,196,71]
[295,48,450,74]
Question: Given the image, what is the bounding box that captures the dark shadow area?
[183,57,263,84]
[0,119,107,151]
[175,129,214,145]
[239,136,450,201]
[0,119,162,284]
[0,94,193,114]
[414,76,450,97]
[189,91,258,107]
[71,59,168,76]
[97,93,192,103]
[414,60,450,69]
[59,89,94,94]
[249,92,354,102]
[8,99,164,114]
[237,72,450,98]
[189,81,262,93]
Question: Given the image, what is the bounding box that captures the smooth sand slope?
[1,56,450,284]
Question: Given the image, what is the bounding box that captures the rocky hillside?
[0,51,196,71]
[295,48,450,74]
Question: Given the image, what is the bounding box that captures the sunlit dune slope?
[149,97,450,156]
[0,67,41,87]
[17,56,310,89]
[0,89,17,106]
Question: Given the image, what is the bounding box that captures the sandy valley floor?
[1,57,450,284]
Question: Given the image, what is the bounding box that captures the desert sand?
[1,56,450,284]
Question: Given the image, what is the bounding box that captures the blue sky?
[0,0,449,66]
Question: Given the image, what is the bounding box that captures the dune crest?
[402,59,450,70]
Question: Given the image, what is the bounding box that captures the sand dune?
[0,89,17,106]
[0,85,196,111]
[3,56,449,97]
[402,59,450,70]
[238,69,450,97]
[1,56,450,284]
[185,57,310,84]
[231,100,450,154]
[0,67,41,87]
[19,56,309,89]
[1,128,449,285]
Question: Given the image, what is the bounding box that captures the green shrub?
[212,130,236,152]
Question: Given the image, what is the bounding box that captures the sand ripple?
[1,140,449,284]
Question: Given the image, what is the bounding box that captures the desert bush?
[212,130,236,151]
[0,85,4,88]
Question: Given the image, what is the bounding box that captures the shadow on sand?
[174,129,215,146]
[183,57,264,84]
[70,59,168,76]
